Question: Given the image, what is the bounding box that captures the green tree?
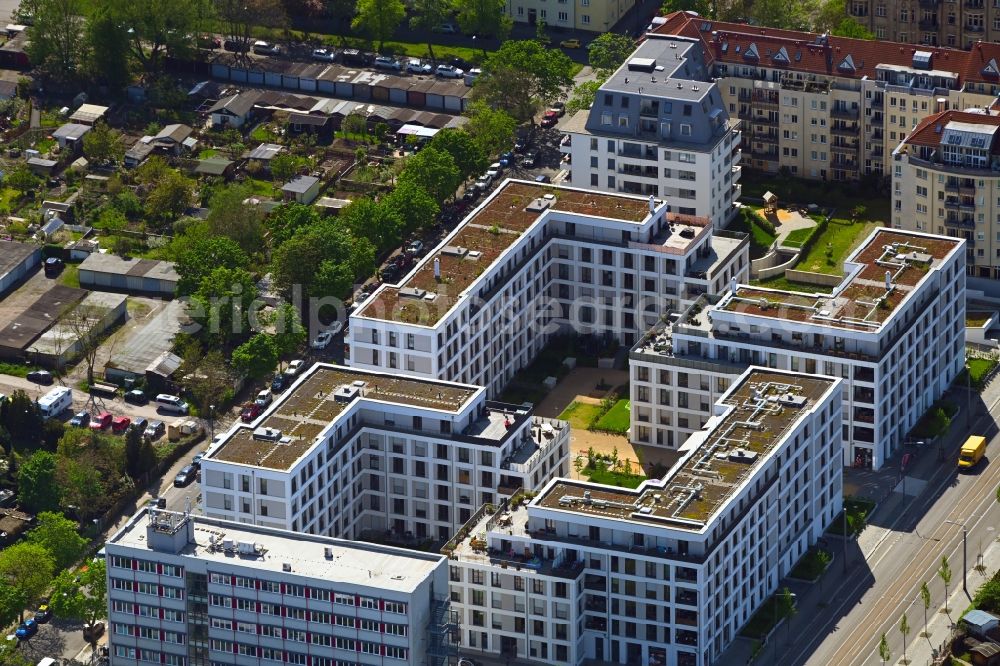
[231,333,280,380]
[0,543,54,619]
[777,587,796,644]
[98,207,131,256]
[408,0,451,62]
[475,40,575,123]
[146,171,195,223]
[352,0,406,52]
[0,583,25,630]
[938,556,952,612]
[49,559,107,652]
[25,0,86,81]
[878,632,891,665]
[428,128,488,181]
[339,197,403,252]
[206,184,265,256]
[17,450,60,513]
[397,146,462,203]
[175,236,249,296]
[84,5,131,89]
[82,122,126,165]
[269,153,301,185]
[831,16,875,38]
[58,456,107,519]
[384,180,439,234]
[266,203,321,247]
[455,0,511,42]
[271,220,375,299]
[105,0,204,72]
[26,511,86,570]
[661,0,711,17]
[216,0,287,57]
[189,267,259,347]
[750,0,810,29]
[566,79,603,114]
[4,165,39,195]
[587,32,636,72]
[2,389,43,447]
[268,302,307,356]
[123,425,155,479]
[919,582,931,638]
[343,112,369,140]
[134,155,171,187]
[899,613,910,664]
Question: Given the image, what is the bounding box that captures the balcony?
[752,115,779,126]
[732,165,742,179]
[755,132,779,144]
[919,18,939,29]
[753,94,779,107]
[944,181,960,193]
[831,142,858,154]
[831,123,858,137]
[831,106,860,120]
[737,108,753,120]
[966,24,985,32]
[960,184,976,195]
[871,97,884,109]
[945,216,975,228]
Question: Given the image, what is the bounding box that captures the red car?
[89,411,113,431]
[540,110,559,128]
[111,416,131,434]
[241,403,262,422]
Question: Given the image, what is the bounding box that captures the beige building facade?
[505,0,634,32]
[849,0,1000,49]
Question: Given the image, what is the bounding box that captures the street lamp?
[945,519,969,594]
[209,404,216,443]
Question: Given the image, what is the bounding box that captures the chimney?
[885,270,892,290]
[730,277,737,293]
[648,194,656,213]
[433,257,441,280]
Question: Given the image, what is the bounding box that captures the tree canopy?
[267,203,321,247]
[475,40,575,123]
[352,0,406,52]
[18,450,60,513]
[0,543,54,616]
[587,33,636,72]
[26,511,86,571]
[83,123,125,166]
[271,220,375,300]
[384,181,439,235]
[49,559,107,644]
[27,0,87,81]
[189,267,259,347]
[175,236,250,296]
[464,101,517,158]
[428,129,488,181]
[454,0,511,41]
[339,197,403,253]
[397,146,462,203]
[231,333,280,380]
[205,184,265,256]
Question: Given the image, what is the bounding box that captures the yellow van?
[959,436,987,470]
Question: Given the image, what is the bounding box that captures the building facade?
[504,0,635,32]
[629,228,965,469]
[848,0,1000,49]
[892,108,1000,278]
[653,12,1000,181]
[445,368,843,666]
[200,363,570,544]
[349,180,748,397]
[105,508,455,666]
[560,34,743,228]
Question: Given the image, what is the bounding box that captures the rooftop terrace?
[718,230,960,331]
[534,371,834,530]
[357,181,655,327]
[208,363,478,470]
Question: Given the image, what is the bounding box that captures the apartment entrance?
[500,636,517,656]
[853,446,873,469]
[527,8,536,23]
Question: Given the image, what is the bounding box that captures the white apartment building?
[444,368,843,666]
[349,180,749,396]
[630,228,965,469]
[893,108,1000,279]
[200,363,569,544]
[505,0,634,32]
[105,508,455,666]
[560,34,743,228]
[654,11,1000,181]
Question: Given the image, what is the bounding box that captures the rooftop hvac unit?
[324,547,333,559]
[253,427,282,441]
[282,563,292,572]
[222,538,235,552]
[237,540,256,555]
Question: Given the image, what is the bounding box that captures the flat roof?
[0,240,38,277]
[69,103,108,124]
[358,180,655,327]
[105,300,185,375]
[110,509,443,592]
[0,284,86,352]
[717,229,961,331]
[208,363,479,471]
[602,38,711,102]
[535,370,835,530]
[31,292,126,356]
[78,253,179,283]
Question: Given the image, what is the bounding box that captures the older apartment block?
[847,0,1000,48]
[505,0,634,32]
[444,368,843,666]
[348,180,748,397]
[200,363,569,544]
[560,34,743,228]
[105,509,455,666]
[629,228,965,469]
[654,12,1000,181]
[892,108,1000,278]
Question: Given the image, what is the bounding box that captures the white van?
[37,387,72,419]
[155,394,190,415]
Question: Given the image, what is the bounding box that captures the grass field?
[793,219,879,275]
[782,226,814,248]
[740,171,891,223]
[558,401,603,431]
[60,263,80,288]
[729,209,776,259]
[750,275,833,294]
[968,357,998,389]
[594,399,630,433]
[967,311,993,327]
[581,462,643,488]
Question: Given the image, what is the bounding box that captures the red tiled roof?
[655,11,1000,85]
[901,109,1000,148]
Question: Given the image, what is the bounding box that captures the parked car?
[191,452,206,469]
[155,394,189,415]
[197,34,221,49]
[522,151,538,168]
[82,621,105,642]
[69,411,90,428]
[373,55,401,71]
[486,162,502,179]
[406,240,424,255]
[341,48,371,66]
[540,110,560,128]
[241,403,263,422]
[34,601,52,624]
[311,330,334,349]
[498,151,514,168]
[406,58,432,74]
[514,136,528,152]
[254,389,273,408]
[223,39,249,52]
[436,64,464,78]
[89,411,113,431]
[433,22,459,33]
[560,38,581,48]
[252,40,280,56]
[27,369,53,385]
[44,257,63,276]
[380,264,401,282]
[173,466,197,487]
[129,417,148,435]
[111,416,131,434]
[144,420,165,442]
[551,101,566,115]
[475,174,492,191]
[122,389,146,405]
[311,47,336,62]
[271,373,288,393]
[285,359,305,376]
[462,188,480,203]
[15,619,37,640]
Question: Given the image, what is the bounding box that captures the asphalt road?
[789,392,1000,666]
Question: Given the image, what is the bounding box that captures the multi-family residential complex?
[847,0,1000,49]
[445,368,843,666]
[653,11,1000,181]
[200,363,569,543]
[348,180,749,396]
[505,0,634,32]
[629,228,965,469]
[560,34,744,228]
[105,508,455,666]
[892,108,1000,279]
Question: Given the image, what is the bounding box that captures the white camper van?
[38,387,72,419]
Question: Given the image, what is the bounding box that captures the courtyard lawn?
[793,219,880,275]
[729,209,776,259]
[739,171,891,223]
[749,275,833,294]
[558,401,604,431]
[594,399,630,434]
[582,462,644,488]
[968,358,999,389]
[781,226,814,248]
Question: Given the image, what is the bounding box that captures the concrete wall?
[754,249,800,280]
[750,247,797,280]
[784,269,845,287]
